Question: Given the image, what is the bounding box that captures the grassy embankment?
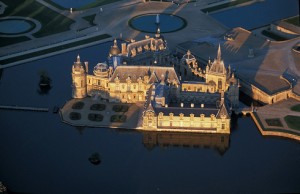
[284,104,300,130]
[285,16,300,27]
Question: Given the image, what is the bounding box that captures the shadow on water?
[37,70,52,95]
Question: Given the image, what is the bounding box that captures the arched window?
[218,79,222,90]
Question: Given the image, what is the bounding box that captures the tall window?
[222,124,225,129]
[218,79,222,90]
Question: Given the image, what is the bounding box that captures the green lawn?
[110,115,127,122]
[90,103,106,111]
[113,105,129,112]
[261,30,287,41]
[265,118,283,127]
[70,112,81,120]
[83,14,97,26]
[2,0,75,38]
[0,36,31,47]
[291,104,300,112]
[285,16,300,27]
[284,115,300,130]
[72,101,85,109]
[202,0,252,13]
[88,113,103,122]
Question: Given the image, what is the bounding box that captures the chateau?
[71,31,239,134]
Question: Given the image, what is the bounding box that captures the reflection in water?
[75,126,85,135]
[142,131,230,155]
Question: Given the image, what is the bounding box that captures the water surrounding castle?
[70,31,239,133]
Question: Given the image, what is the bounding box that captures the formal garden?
[90,103,106,111]
[69,112,81,120]
[112,105,128,112]
[88,113,104,122]
[110,115,127,123]
[284,104,300,130]
[265,118,283,127]
[1,0,75,39]
[72,101,85,109]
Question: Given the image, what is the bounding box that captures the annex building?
[70,31,239,134]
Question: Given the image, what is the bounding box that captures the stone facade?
[71,34,238,133]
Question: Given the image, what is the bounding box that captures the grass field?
[83,14,97,26]
[284,115,300,131]
[285,16,300,27]
[0,36,31,47]
[291,104,300,112]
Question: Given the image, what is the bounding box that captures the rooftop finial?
[187,50,191,56]
[113,39,117,47]
[77,54,80,62]
[217,44,221,62]
[156,14,160,24]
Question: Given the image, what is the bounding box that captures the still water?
[0,42,300,193]
[0,19,32,34]
[130,14,185,33]
[210,0,299,30]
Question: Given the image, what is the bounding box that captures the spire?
[113,39,117,47]
[155,27,161,38]
[217,44,221,62]
[187,50,191,56]
[77,54,80,62]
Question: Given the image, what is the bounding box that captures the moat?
[0,42,300,193]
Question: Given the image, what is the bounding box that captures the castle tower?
[206,44,227,92]
[72,55,87,98]
[108,39,122,69]
[227,72,239,110]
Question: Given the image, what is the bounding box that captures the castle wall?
[239,78,291,104]
[72,69,87,99]
[156,113,230,133]
[205,73,227,93]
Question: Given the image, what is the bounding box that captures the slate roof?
[109,66,180,84]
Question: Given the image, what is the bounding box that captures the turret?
[72,54,87,98]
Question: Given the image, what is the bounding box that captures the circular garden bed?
[88,113,103,122]
[70,112,81,120]
[110,115,127,123]
[90,104,106,111]
[72,101,84,109]
[112,105,128,112]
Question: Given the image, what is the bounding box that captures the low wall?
[251,112,300,141]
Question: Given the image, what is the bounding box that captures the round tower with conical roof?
[72,55,87,98]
